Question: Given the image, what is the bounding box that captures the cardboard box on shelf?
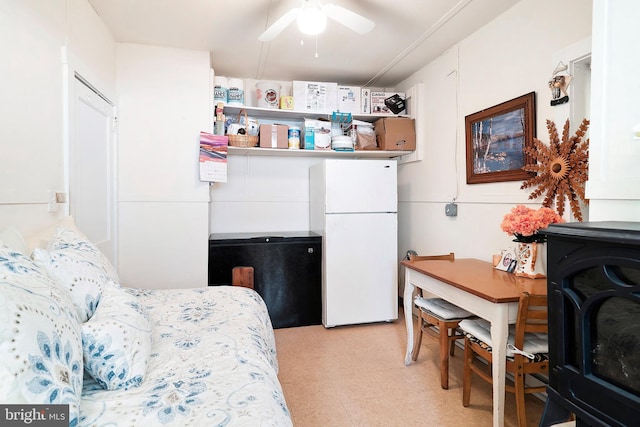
[337,86,361,114]
[348,120,377,150]
[374,117,416,151]
[370,91,406,115]
[259,124,289,149]
[293,81,338,113]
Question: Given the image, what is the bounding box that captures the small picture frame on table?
[495,247,517,273]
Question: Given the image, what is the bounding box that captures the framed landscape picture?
[465,92,536,184]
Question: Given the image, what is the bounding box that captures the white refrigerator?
[309,159,398,327]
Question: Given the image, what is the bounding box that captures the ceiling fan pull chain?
[315,35,319,58]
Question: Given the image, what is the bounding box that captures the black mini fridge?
[208,231,322,329]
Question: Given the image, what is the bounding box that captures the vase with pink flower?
[500,205,565,278]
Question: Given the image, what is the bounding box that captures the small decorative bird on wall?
[549,62,573,106]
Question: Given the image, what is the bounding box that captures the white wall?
[116,43,211,289]
[210,155,320,234]
[0,0,116,236]
[586,0,640,220]
[395,0,592,275]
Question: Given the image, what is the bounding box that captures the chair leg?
[448,330,457,357]
[439,322,450,389]
[462,338,473,407]
[514,365,527,427]
[412,316,423,361]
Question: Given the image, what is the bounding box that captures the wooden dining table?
[401,258,547,427]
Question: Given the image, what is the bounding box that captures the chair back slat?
[409,252,455,262]
[514,292,548,349]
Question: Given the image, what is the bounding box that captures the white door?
[69,76,117,266]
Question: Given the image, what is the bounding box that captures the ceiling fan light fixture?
[297,6,327,35]
[258,1,374,42]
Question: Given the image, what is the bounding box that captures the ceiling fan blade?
[258,7,301,41]
[322,4,375,34]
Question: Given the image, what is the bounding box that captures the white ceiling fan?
[258,0,375,42]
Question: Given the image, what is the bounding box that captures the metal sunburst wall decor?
[520,118,590,221]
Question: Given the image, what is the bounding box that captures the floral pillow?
[82,282,154,390]
[0,244,83,426]
[32,227,120,322]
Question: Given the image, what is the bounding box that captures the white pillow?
[459,318,548,357]
[0,244,83,426]
[414,296,473,319]
[82,282,154,390]
[24,216,80,253]
[32,227,120,322]
[0,226,29,255]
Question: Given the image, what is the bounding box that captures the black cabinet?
[208,231,322,329]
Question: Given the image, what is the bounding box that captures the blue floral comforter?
[79,286,292,426]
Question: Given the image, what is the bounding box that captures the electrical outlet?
[55,192,67,203]
[445,203,457,217]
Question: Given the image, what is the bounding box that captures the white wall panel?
[118,202,209,288]
[65,0,117,97]
[396,0,592,266]
[116,43,210,202]
[116,44,211,286]
[210,201,310,234]
[210,155,321,232]
[0,1,66,204]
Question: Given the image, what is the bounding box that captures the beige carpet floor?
[274,310,546,427]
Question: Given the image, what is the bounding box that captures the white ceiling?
[88,0,520,87]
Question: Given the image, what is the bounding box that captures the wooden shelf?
[222,104,413,159]
[223,105,407,123]
[228,146,411,159]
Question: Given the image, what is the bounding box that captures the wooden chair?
[408,252,455,263]
[462,292,549,427]
[409,252,473,389]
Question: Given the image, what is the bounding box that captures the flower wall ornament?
[500,205,565,243]
[520,118,590,221]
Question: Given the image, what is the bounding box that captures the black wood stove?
[540,222,640,426]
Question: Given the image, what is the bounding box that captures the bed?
[0,222,292,427]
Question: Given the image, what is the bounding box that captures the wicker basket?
[227,109,259,147]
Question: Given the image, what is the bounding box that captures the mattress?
[79,286,292,426]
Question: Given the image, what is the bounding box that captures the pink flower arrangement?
[500,205,565,240]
